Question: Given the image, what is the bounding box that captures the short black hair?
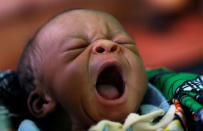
[17,36,40,97]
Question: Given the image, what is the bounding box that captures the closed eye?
[116,41,125,45]
[113,34,135,45]
[60,38,89,62]
[65,42,88,51]
[62,47,86,62]
[114,40,138,54]
[113,37,135,45]
[115,40,135,46]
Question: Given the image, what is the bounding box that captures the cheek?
[50,69,90,121]
[52,70,82,104]
[129,55,147,91]
[124,48,147,82]
[124,50,148,109]
[50,51,92,111]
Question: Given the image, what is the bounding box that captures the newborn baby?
[17,9,149,130]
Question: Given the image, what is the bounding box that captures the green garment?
[147,68,203,114]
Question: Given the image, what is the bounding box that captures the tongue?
[97,84,120,100]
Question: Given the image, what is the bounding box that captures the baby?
[10,8,203,131]
[17,9,148,130]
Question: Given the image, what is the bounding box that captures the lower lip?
[94,87,127,107]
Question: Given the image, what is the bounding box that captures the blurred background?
[0,0,202,73]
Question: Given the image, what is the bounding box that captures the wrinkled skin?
[34,9,148,130]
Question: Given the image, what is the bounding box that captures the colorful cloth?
[147,68,203,130]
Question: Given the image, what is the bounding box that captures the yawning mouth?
[96,65,125,100]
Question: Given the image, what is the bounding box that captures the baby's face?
[37,10,147,127]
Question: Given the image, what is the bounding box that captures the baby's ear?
[27,88,56,118]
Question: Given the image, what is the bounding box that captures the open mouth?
[96,65,125,100]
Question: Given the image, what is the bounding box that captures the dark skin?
[27,9,148,130]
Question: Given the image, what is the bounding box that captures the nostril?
[110,45,118,52]
[96,47,105,53]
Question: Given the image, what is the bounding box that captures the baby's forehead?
[35,9,131,50]
[40,10,123,35]
[51,10,118,25]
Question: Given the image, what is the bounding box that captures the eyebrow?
[60,37,89,52]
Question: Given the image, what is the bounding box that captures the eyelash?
[71,44,87,53]
[63,48,85,62]
[116,41,124,44]
[115,41,132,45]
[63,43,88,61]
[67,42,88,50]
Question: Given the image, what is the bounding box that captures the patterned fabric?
[164,99,187,131]
[0,105,10,131]
[164,120,183,131]
[172,99,187,129]
[0,70,28,130]
[0,70,16,131]
[0,70,26,111]
[147,68,203,130]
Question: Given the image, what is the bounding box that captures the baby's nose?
[92,40,120,54]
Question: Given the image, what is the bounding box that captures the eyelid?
[62,48,85,62]
[114,40,134,45]
[113,37,134,45]
[63,39,89,51]
[116,41,128,44]
[69,42,88,50]
[73,44,88,49]
[64,44,87,59]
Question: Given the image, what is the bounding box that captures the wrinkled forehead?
[36,10,127,44]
